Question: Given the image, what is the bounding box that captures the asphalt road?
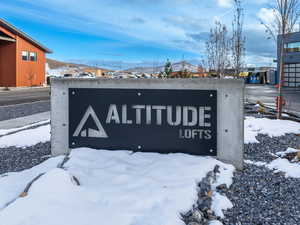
[0,87,50,106]
[245,84,300,115]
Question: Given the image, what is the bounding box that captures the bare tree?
[206,21,231,77]
[199,58,208,72]
[231,0,246,76]
[261,0,300,42]
[260,0,300,118]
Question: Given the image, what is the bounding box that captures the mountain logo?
[73,106,108,138]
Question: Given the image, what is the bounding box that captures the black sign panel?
[69,88,217,156]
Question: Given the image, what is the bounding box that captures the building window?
[284,42,300,52]
[22,51,29,61]
[30,52,37,61]
[283,63,300,87]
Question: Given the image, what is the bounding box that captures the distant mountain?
[125,61,199,73]
[46,58,110,71]
[66,59,202,72]
[170,61,199,72]
[67,59,157,71]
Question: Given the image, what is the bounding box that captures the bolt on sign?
[69,88,217,156]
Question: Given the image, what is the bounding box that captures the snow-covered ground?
[267,158,300,178]
[0,156,65,210]
[244,116,300,144]
[0,124,50,148]
[0,120,50,136]
[0,148,234,225]
[0,116,299,224]
[244,117,300,178]
[245,146,300,179]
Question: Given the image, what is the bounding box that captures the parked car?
[77,73,95,78]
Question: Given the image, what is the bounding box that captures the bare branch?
[231,0,246,76]
[206,22,231,77]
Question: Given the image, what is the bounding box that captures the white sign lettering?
[74,104,213,140]
[105,104,212,127]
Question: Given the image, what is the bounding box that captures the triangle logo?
[73,105,108,138]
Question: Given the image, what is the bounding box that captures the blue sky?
[0,0,277,69]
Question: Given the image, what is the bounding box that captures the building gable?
[0,18,52,53]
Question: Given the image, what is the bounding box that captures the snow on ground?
[244,160,266,167]
[245,147,300,179]
[0,124,50,148]
[245,158,300,178]
[211,192,233,218]
[244,117,300,178]
[267,159,300,178]
[244,117,300,144]
[3,115,300,223]
[0,148,235,225]
[0,120,50,136]
[209,221,223,225]
[275,147,299,158]
[0,156,64,209]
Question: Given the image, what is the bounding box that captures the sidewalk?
[0,86,49,92]
[0,111,50,130]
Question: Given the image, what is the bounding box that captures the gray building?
[278,32,300,88]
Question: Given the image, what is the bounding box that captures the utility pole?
[278,30,286,119]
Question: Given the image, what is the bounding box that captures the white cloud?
[4,0,214,53]
[257,8,276,25]
[253,0,270,4]
[217,0,233,8]
[1,0,277,66]
[245,55,275,67]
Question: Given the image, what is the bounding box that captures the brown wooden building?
[0,19,52,87]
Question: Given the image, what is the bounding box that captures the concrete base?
[51,78,244,169]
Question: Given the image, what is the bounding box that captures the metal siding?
[278,32,300,87]
[0,41,16,87]
[16,36,46,87]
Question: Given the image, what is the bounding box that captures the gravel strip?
[245,133,300,163]
[0,142,51,175]
[181,166,222,225]
[223,162,300,225]
[222,133,300,225]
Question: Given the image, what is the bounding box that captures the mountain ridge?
[46,58,110,71]
[125,61,199,73]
